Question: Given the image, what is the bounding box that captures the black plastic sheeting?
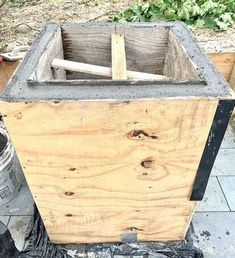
[0,222,19,258]
[82,241,204,258]
[18,208,69,258]
[1,207,204,258]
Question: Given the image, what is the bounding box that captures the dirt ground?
[0,0,234,53]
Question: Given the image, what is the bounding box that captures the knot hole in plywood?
[141,157,155,169]
[127,130,158,140]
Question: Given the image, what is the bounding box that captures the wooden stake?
[111,34,127,80]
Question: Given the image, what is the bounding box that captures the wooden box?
[0,23,234,243]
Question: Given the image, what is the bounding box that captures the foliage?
[0,0,32,7]
[110,0,235,30]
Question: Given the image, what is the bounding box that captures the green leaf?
[178,6,190,20]
[215,19,229,30]
[164,8,176,20]
[201,0,218,13]
[109,0,235,30]
[220,13,233,24]
[191,5,202,16]
[194,19,206,28]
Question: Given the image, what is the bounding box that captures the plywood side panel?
[0,99,218,243]
[44,208,193,243]
[0,61,19,92]
[62,25,168,79]
[35,27,66,81]
[208,52,235,81]
[163,29,199,81]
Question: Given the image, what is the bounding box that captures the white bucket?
[0,128,22,206]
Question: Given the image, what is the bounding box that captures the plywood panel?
[0,99,218,243]
[0,61,19,92]
[208,52,235,81]
[44,208,193,243]
[163,29,199,81]
[35,27,66,81]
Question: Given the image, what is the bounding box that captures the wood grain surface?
[112,34,127,80]
[0,99,218,243]
[163,29,199,81]
[0,61,19,92]
[208,52,235,82]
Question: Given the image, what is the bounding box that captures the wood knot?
[127,130,157,140]
[65,191,74,196]
[141,157,155,169]
[69,168,76,171]
[66,214,73,217]
[15,112,22,120]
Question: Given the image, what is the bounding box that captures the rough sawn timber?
[0,98,218,243]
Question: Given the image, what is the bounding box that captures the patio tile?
[220,124,235,149]
[218,176,235,211]
[196,177,229,212]
[0,186,34,216]
[211,149,235,176]
[191,212,235,258]
[0,215,10,226]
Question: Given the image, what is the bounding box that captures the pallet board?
[0,23,234,243]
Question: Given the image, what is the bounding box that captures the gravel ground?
[0,0,137,49]
[0,0,234,53]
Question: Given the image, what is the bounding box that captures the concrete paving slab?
[8,215,33,251]
[211,149,235,176]
[0,186,34,216]
[0,215,10,226]
[220,125,235,149]
[196,177,229,212]
[191,212,235,258]
[0,220,6,233]
[218,176,235,211]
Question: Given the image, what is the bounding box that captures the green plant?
[110,0,235,30]
[0,0,5,7]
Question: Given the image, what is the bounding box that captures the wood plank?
[163,29,199,81]
[35,27,66,81]
[44,208,193,243]
[112,34,127,80]
[0,61,19,92]
[228,63,235,90]
[208,52,235,81]
[51,58,169,80]
[0,99,218,243]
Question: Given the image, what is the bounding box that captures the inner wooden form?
[34,25,200,82]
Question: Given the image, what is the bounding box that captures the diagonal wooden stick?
[51,58,170,81]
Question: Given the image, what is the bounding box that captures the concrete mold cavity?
[29,23,201,82]
[1,22,234,101]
